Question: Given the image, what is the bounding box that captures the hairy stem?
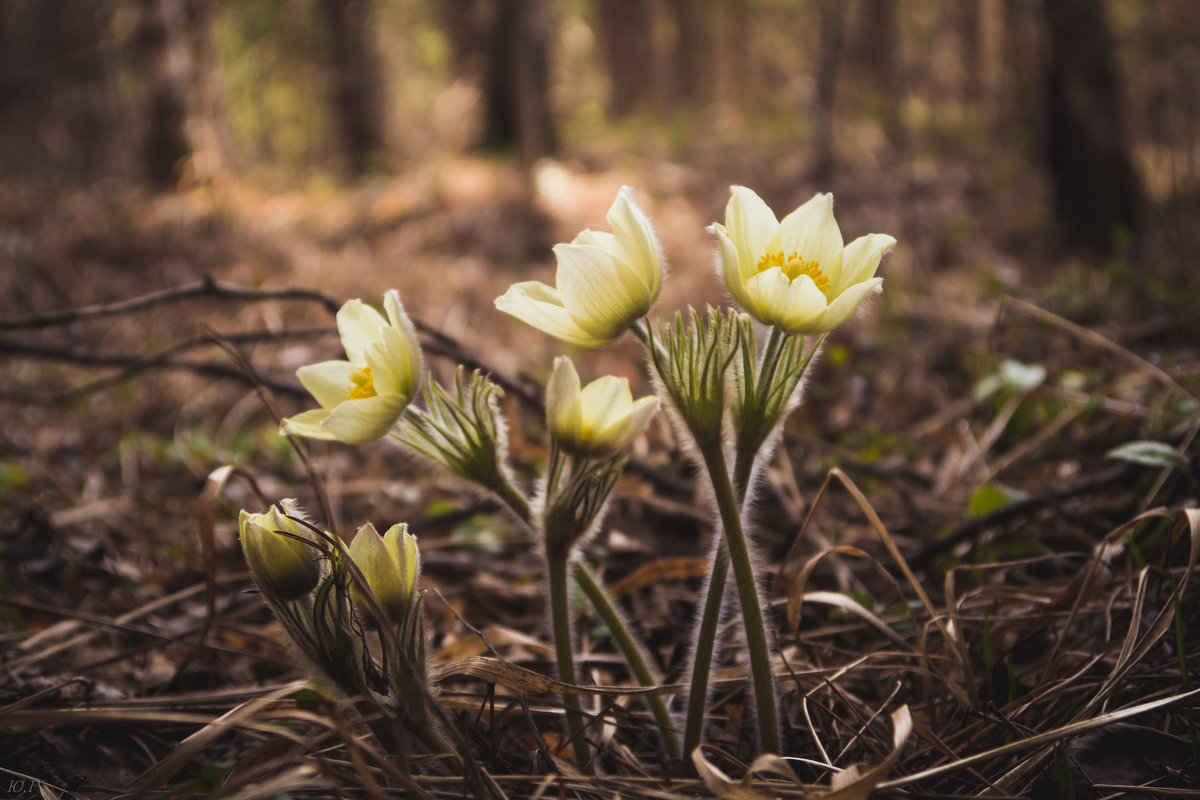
[682,540,728,756]
[547,553,593,772]
[698,442,780,754]
[572,561,681,760]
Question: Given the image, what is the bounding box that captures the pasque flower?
[239,502,321,600]
[711,187,896,334]
[283,290,422,444]
[545,356,658,458]
[348,522,420,621]
[495,186,663,347]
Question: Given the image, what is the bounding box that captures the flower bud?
[545,356,658,458]
[239,504,320,601]
[348,522,420,621]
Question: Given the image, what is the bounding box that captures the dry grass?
[1,154,1198,798]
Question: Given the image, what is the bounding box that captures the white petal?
[579,375,632,433]
[726,186,779,283]
[800,277,883,334]
[745,268,827,332]
[554,243,651,339]
[297,360,359,408]
[778,193,843,273]
[320,394,410,444]
[495,282,611,347]
[607,186,663,297]
[545,356,582,438]
[281,408,338,440]
[367,325,421,398]
[834,234,896,297]
[572,229,620,258]
[712,225,756,313]
[336,299,388,365]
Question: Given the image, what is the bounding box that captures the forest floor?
[1,132,1199,798]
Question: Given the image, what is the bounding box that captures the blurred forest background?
[2,0,1200,794]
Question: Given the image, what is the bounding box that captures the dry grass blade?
[435,656,666,696]
[123,682,304,795]
[879,687,1200,790]
[691,706,913,799]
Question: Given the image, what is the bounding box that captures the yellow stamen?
[347,367,377,400]
[755,251,831,296]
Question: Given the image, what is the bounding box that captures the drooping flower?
[711,187,896,335]
[282,290,422,444]
[545,356,658,458]
[347,522,420,621]
[495,186,663,347]
[239,502,321,601]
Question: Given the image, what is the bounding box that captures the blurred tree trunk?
[813,0,848,182]
[668,0,714,108]
[958,0,1003,122]
[480,0,556,162]
[597,0,655,116]
[183,0,231,183]
[440,0,481,77]
[0,1,118,184]
[318,0,386,177]
[1039,0,1143,250]
[717,0,751,110]
[134,0,193,189]
[851,0,901,144]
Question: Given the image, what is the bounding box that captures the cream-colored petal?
[572,229,620,258]
[495,282,612,347]
[297,360,359,408]
[799,277,883,334]
[365,326,420,399]
[320,394,409,444]
[726,186,779,282]
[281,408,338,440]
[712,225,756,313]
[833,234,896,297]
[349,522,406,617]
[579,375,632,434]
[554,243,651,339]
[383,524,419,596]
[546,356,582,438]
[778,193,843,273]
[594,393,657,452]
[607,186,663,297]
[336,299,388,365]
[745,268,827,331]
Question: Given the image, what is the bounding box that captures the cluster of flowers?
[238,185,894,769]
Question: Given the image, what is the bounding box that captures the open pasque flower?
[283,290,422,444]
[495,186,663,347]
[545,356,658,458]
[711,187,896,335]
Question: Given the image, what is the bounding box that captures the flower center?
[756,251,830,296]
[347,367,377,400]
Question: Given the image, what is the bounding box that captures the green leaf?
[1106,440,1186,470]
[967,484,1026,518]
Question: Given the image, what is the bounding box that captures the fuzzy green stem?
[572,561,681,760]
[496,478,533,527]
[682,540,728,756]
[547,553,593,772]
[698,442,780,754]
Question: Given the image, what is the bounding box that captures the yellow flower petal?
[834,234,896,297]
[336,299,388,365]
[320,394,411,444]
[494,281,611,347]
[554,243,652,340]
[297,360,361,409]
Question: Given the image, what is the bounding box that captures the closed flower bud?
[349,522,420,621]
[239,504,320,601]
[545,356,658,458]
